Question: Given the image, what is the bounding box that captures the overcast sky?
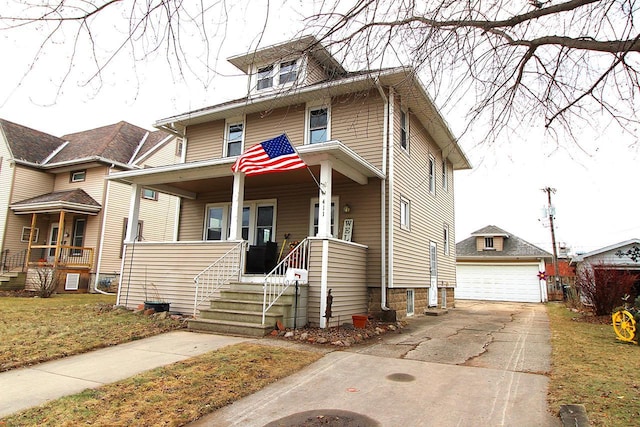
[1,1,638,255]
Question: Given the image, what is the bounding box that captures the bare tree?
[2,0,639,145]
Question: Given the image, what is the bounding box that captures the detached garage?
[456,226,551,303]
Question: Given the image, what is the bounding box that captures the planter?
[144,301,170,313]
[352,314,368,329]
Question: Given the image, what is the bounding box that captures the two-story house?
[108,36,471,334]
[0,119,181,292]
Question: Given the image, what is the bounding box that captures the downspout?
[375,78,390,311]
[94,165,116,295]
[387,87,395,309]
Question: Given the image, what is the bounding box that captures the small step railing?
[193,241,247,316]
[1,249,27,274]
[262,238,310,324]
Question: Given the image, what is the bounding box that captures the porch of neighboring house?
[110,141,382,336]
[9,190,101,293]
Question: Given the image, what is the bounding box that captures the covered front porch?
[109,140,383,330]
[9,189,100,292]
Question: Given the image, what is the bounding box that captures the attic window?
[279,60,297,84]
[257,65,274,90]
[70,170,86,183]
[484,237,495,250]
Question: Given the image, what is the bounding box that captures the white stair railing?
[262,238,310,324]
[193,241,247,316]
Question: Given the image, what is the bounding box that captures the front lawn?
[0,293,184,372]
[547,303,640,426]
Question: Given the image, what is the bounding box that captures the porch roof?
[10,189,102,215]
[106,140,384,199]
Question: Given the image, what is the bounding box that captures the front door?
[47,223,59,261]
[429,241,438,307]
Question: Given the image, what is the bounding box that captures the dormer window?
[279,60,297,84]
[257,65,274,90]
[484,237,494,250]
[254,59,300,92]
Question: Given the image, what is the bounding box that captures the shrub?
[575,263,638,315]
[30,266,61,298]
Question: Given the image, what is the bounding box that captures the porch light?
[343,204,351,213]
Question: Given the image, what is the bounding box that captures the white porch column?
[125,183,142,242]
[229,172,245,240]
[317,160,333,238]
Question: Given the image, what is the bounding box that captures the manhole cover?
[264,409,380,426]
[386,373,415,382]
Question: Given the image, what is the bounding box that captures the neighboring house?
[456,225,551,303]
[107,36,471,334]
[0,119,181,292]
[571,238,640,298]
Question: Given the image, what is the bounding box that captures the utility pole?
[542,187,562,297]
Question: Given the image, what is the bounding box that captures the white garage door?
[456,263,543,303]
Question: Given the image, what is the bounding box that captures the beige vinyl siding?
[118,241,239,314]
[245,104,305,147]
[331,90,385,170]
[185,120,225,162]
[139,136,182,167]
[53,165,106,203]
[10,166,54,203]
[304,57,329,85]
[307,238,368,327]
[0,140,14,252]
[391,97,457,289]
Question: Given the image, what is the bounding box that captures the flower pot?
[144,301,170,312]
[352,314,368,329]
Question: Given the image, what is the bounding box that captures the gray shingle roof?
[457,225,551,259]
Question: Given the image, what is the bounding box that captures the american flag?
[231,133,306,176]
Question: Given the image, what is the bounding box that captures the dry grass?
[2,343,321,426]
[547,302,640,426]
[0,294,184,372]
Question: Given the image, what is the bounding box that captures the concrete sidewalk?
[0,331,252,418]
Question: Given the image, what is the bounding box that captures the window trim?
[305,101,331,145]
[400,108,409,151]
[142,188,158,201]
[254,58,301,92]
[406,289,415,316]
[278,59,298,85]
[400,196,411,231]
[20,226,39,243]
[309,196,339,237]
[428,155,436,195]
[256,64,274,90]
[205,199,277,244]
[442,158,448,192]
[443,224,450,256]
[70,170,86,183]
[71,218,86,255]
[224,118,245,158]
[484,237,495,249]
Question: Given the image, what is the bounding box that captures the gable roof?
[457,225,551,260]
[571,238,640,262]
[10,189,101,215]
[0,119,66,164]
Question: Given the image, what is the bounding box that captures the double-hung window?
[428,156,436,195]
[308,106,329,144]
[484,237,494,249]
[442,159,448,191]
[400,197,410,230]
[257,65,274,90]
[400,110,409,150]
[71,218,86,255]
[226,122,244,157]
[279,60,297,84]
[443,224,450,255]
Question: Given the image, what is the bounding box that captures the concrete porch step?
[210,298,292,315]
[199,307,283,324]
[0,272,26,290]
[187,318,277,337]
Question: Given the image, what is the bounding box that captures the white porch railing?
[193,240,248,316]
[262,238,310,324]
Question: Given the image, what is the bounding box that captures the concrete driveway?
[191,301,560,426]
